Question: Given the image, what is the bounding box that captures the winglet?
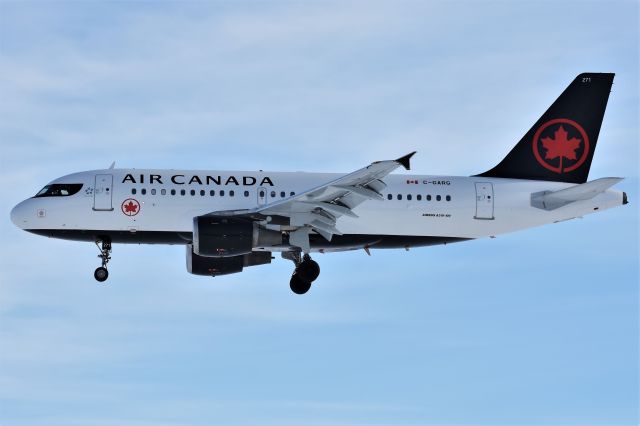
[396,151,417,170]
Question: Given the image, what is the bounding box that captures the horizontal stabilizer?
[531,177,623,210]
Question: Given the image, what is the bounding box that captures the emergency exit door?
[257,186,268,206]
[94,174,114,211]
[474,182,494,220]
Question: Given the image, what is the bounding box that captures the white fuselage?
[10,168,624,251]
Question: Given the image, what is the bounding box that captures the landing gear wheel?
[282,252,321,294]
[94,239,112,283]
[290,275,312,295]
[94,267,109,282]
[296,258,320,283]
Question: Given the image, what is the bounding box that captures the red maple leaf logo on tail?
[540,125,582,161]
[532,119,590,174]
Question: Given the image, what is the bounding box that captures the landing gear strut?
[283,252,320,294]
[94,239,112,282]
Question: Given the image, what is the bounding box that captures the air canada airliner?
[10,73,628,294]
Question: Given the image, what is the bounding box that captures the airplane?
[10,73,628,294]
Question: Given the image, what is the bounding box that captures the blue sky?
[0,1,638,425]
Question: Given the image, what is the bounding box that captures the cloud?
[2,1,636,174]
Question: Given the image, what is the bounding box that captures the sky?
[0,1,638,425]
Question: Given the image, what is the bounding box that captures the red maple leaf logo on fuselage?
[540,125,582,161]
[121,199,140,216]
[124,201,138,213]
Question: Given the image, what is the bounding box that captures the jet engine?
[186,244,272,276]
[193,215,282,257]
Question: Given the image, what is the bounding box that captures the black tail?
[478,73,614,184]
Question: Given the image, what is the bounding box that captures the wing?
[206,152,416,252]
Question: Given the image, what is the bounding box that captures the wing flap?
[333,184,383,200]
[297,201,359,218]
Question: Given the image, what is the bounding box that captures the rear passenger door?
[474,182,494,220]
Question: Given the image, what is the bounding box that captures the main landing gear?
[94,239,112,282]
[283,252,320,295]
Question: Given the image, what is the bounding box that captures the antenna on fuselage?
[108,161,115,169]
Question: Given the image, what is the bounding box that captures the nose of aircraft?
[10,200,28,229]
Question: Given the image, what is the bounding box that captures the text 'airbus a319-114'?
[11,73,628,294]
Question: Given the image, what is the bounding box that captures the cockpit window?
[34,184,83,197]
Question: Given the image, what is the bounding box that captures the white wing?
[207,152,416,252]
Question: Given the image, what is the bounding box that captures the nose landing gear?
[284,252,320,294]
[94,239,112,282]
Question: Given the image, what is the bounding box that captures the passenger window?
[210,190,215,196]
[171,189,176,195]
[132,188,137,195]
[259,190,265,197]
[220,190,225,196]
[244,190,249,197]
[151,189,156,195]
[446,195,451,201]
[407,194,412,201]
[387,194,392,200]
[161,189,166,195]
[180,189,186,196]
[190,189,195,196]
[417,194,422,201]
[426,195,432,201]
[230,190,235,197]
[290,192,295,196]
[271,191,276,198]
[397,194,402,200]
[280,191,285,198]
[141,189,147,195]
[200,190,205,196]
[436,195,441,201]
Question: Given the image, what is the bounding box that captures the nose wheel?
[94,266,109,282]
[284,252,320,294]
[94,240,112,282]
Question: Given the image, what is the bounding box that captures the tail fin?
[478,73,614,183]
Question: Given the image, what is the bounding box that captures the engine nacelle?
[186,244,272,276]
[193,216,282,257]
